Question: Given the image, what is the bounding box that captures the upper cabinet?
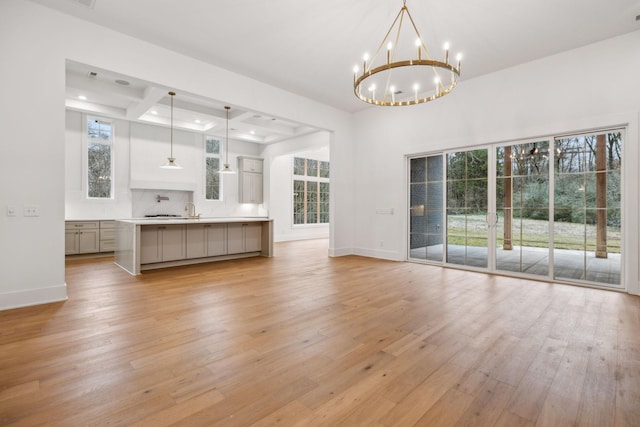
[238,156,264,204]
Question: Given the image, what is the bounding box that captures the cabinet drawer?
[100,220,116,229]
[66,221,99,230]
[100,229,115,240]
[100,240,116,252]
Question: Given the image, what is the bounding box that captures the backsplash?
[131,189,192,218]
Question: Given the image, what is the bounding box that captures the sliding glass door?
[446,149,489,268]
[408,128,623,289]
[553,131,622,285]
[409,155,444,262]
[495,141,550,278]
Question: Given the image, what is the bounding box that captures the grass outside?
[446,214,621,253]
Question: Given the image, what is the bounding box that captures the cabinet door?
[78,229,100,253]
[240,157,263,173]
[162,225,186,261]
[140,226,162,264]
[206,224,227,256]
[244,223,262,252]
[227,223,245,254]
[186,224,207,259]
[240,172,263,203]
[65,231,79,255]
[251,173,263,203]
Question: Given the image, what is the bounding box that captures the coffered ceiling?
[32,0,640,140]
[65,61,317,144]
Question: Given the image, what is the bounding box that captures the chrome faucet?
[184,202,200,219]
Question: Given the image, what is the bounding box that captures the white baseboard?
[328,247,353,257]
[353,247,402,261]
[0,283,68,311]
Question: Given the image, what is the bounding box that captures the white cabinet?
[239,157,263,173]
[140,224,186,264]
[65,221,100,255]
[238,157,264,204]
[186,224,227,259]
[99,220,116,252]
[227,223,262,254]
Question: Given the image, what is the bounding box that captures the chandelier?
[353,0,462,107]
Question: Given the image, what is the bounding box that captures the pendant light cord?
[169,91,175,159]
[225,105,231,165]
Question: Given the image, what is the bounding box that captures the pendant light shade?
[160,91,183,169]
[218,105,236,174]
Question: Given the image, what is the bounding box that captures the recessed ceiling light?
[195,119,201,124]
[151,110,158,115]
[78,95,87,100]
[115,79,130,86]
[250,130,255,135]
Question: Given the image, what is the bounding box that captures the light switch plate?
[7,205,17,217]
[24,205,40,217]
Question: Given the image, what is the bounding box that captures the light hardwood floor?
[1,239,639,426]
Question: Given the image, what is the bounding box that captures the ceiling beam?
[125,87,167,120]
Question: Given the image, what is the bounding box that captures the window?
[205,137,221,200]
[293,157,330,224]
[86,117,113,199]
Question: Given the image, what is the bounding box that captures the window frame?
[293,157,330,225]
[84,115,114,200]
[204,135,222,201]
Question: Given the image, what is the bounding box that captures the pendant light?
[219,105,236,174]
[160,91,183,169]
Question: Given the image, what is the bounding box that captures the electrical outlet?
[24,205,40,217]
[7,205,17,217]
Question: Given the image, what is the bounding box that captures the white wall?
[351,30,640,295]
[263,132,330,242]
[0,0,353,310]
[66,111,266,219]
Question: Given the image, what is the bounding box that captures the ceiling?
[34,0,640,140]
[65,61,316,144]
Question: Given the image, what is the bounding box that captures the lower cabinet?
[227,223,262,254]
[140,225,186,264]
[140,222,263,266]
[99,220,116,252]
[186,224,227,259]
[65,221,99,255]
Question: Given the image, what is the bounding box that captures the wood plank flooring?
[0,238,639,426]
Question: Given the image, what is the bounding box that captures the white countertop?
[118,217,271,225]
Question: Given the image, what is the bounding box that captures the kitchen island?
[114,217,273,275]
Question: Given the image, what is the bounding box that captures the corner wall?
[262,132,330,242]
[352,30,640,294]
[0,0,354,310]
